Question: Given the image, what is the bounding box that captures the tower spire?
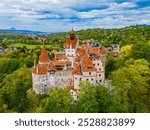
[71,27,74,31]
[70,27,75,35]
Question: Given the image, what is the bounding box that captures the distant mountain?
[0,28,50,35]
[8,27,16,30]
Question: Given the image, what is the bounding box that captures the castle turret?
[38,45,50,70]
[70,28,75,40]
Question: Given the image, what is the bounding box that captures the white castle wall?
[74,74,82,89]
[82,71,97,86]
[32,73,50,94]
[65,47,76,57]
[54,70,73,88]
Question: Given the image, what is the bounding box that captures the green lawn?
[10,44,63,50]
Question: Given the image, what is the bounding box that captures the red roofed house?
[32,29,106,97]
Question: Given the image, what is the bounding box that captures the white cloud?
[0,0,149,31]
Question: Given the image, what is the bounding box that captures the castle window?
[97,63,99,66]
[75,77,77,80]
[80,78,82,81]
[91,78,93,81]
[99,80,102,82]
[99,68,101,70]
[89,72,91,75]
[87,79,89,81]
[99,74,101,77]
[94,64,95,66]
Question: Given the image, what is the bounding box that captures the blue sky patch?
[0,0,149,32]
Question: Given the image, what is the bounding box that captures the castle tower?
[64,29,79,66]
[70,28,76,40]
[32,45,50,94]
[39,45,50,68]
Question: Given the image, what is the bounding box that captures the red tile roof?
[52,60,71,66]
[81,53,96,72]
[74,63,82,75]
[75,56,80,62]
[65,37,77,49]
[83,53,93,68]
[77,48,86,55]
[32,64,47,75]
[49,64,56,71]
[88,48,100,56]
[55,53,66,59]
[39,45,50,62]
[70,28,75,35]
[101,46,107,54]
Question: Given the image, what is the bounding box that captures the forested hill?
[0,25,150,49]
[49,25,150,46]
[0,25,150,113]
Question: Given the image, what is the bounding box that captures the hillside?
[48,25,150,47]
[0,25,150,113]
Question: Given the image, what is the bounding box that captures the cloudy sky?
[0,0,150,32]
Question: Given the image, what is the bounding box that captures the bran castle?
[32,29,107,97]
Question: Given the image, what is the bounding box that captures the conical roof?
[39,45,50,62]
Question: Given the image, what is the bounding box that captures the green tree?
[129,42,150,62]
[107,96,125,113]
[12,82,29,112]
[44,87,73,113]
[0,58,22,74]
[24,55,34,68]
[50,52,55,60]
[112,59,150,112]
[27,89,47,113]
[105,53,116,78]
[0,68,32,112]
[76,81,98,113]
[0,58,22,82]
[120,45,131,57]
[96,85,111,112]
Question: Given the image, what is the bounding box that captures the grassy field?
[10,44,63,50]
